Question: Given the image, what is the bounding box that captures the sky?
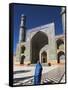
[12,3,63,54]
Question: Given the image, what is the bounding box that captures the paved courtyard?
[13,64,65,86]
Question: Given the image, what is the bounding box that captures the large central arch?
[31,31,48,64]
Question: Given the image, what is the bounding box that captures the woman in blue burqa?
[34,60,43,85]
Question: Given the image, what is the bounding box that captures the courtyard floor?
[13,63,65,86]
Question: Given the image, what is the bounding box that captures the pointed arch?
[57,51,65,63]
[31,31,48,63]
[56,39,64,49]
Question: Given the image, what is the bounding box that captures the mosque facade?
[15,7,65,65]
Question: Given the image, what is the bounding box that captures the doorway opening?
[20,55,25,64]
[41,51,47,63]
[57,51,65,63]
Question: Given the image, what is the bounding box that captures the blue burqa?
[34,62,42,85]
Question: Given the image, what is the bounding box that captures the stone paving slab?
[42,65,65,83]
[13,65,58,79]
[13,64,65,85]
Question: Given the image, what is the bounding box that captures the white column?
[61,7,66,53]
[61,7,66,34]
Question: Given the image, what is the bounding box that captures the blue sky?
[12,4,63,54]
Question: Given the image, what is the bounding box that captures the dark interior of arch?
[56,39,64,49]
[21,46,26,53]
[31,31,48,64]
[57,51,65,63]
[20,55,25,64]
[41,51,47,63]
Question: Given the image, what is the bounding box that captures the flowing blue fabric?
[34,63,42,85]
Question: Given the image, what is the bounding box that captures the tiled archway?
[31,31,48,64]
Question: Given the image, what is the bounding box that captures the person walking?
[34,60,43,85]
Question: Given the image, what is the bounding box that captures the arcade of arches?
[16,23,65,65]
[20,36,65,64]
[56,39,65,63]
[31,34,65,64]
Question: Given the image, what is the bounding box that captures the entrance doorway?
[20,55,25,64]
[57,51,65,63]
[41,51,47,63]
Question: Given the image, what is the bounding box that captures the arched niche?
[31,31,48,64]
[57,51,65,63]
[56,39,64,49]
[41,51,47,63]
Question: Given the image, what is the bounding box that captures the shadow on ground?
[13,70,31,74]
[13,76,33,83]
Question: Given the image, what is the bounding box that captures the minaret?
[60,7,66,34]
[60,7,66,53]
[19,14,26,62]
[19,14,26,42]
